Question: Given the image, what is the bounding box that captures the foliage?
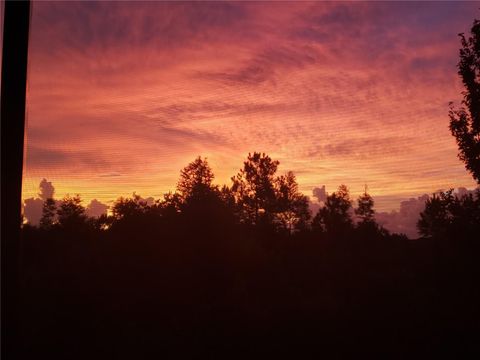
[417,189,480,239]
[29,153,476,241]
[219,185,236,210]
[354,189,382,236]
[20,151,480,358]
[230,153,311,232]
[355,189,375,224]
[112,194,149,220]
[274,171,311,232]
[449,18,480,183]
[313,184,353,235]
[157,191,182,216]
[39,198,57,229]
[175,157,232,232]
[177,156,216,201]
[57,195,87,228]
[231,152,279,225]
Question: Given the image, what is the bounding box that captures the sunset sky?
[22,1,479,213]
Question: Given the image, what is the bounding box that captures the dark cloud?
[312,185,327,203]
[199,44,320,86]
[215,65,274,86]
[23,198,44,225]
[375,188,479,238]
[457,187,476,197]
[259,45,319,69]
[38,178,55,200]
[26,146,70,165]
[307,136,416,160]
[86,199,108,218]
[23,179,61,225]
[153,125,227,148]
[24,178,55,224]
[292,1,476,84]
[293,3,398,52]
[26,146,110,171]
[151,101,289,125]
[31,1,250,54]
[376,194,429,239]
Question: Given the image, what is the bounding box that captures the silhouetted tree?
[157,191,182,217]
[171,157,238,239]
[39,198,57,229]
[177,158,226,216]
[355,189,385,238]
[355,188,375,224]
[112,194,149,220]
[417,189,480,239]
[274,171,311,233]
[177,156,216,202]
[417,191,450,238]
[447,189,480,238]
[38,178,55,201]
[231,152,279,225]
[57,195,87,228]
[449,18,480,183]
[18,154,480,358]
[313,184,353,236]
[218,185,238,218]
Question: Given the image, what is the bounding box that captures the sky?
[22,1,479,229]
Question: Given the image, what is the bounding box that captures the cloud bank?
[23,179,109,225]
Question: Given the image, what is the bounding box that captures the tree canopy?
[231,152,280,225]
[355,188,375,224]
[312,184,353,236]
[417,189,480,239]
[449,18,480,183]
[39,198,56,229]
[177,156,216,201]
[57,195,87,228]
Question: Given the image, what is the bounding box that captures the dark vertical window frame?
[1,1,31,358]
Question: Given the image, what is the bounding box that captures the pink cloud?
[23,2,479,210]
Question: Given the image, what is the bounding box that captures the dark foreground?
[18,225,480,359]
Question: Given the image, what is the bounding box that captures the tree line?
[29,151,480,241]
[18,153,480,359]
[29,152,411,241]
